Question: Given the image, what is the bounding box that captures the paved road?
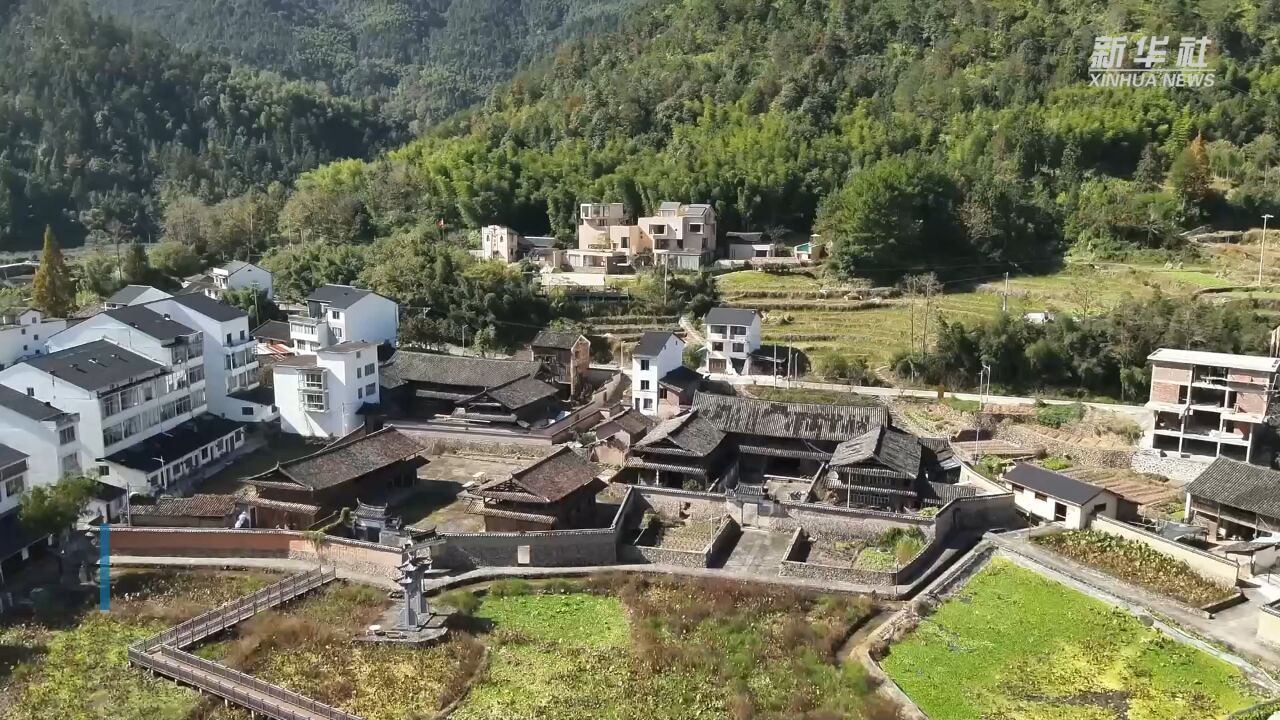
[720,529,793,573]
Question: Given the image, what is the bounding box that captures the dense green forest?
[0,0,399,250]
[83,0,644,129]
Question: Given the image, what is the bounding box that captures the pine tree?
[1134,144,1164,190]
[1169,134,1211,206]
[122,242,150,284]
[31,226,74,317]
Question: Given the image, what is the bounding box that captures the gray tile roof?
[262,428,424,491]
[219,260,253,274]
[635,410,725,456]
[307,284,374,309]
[532,330,584,351]
[25,340,166,391]
[160,293,246,323]
[252,320,291,342]
[634,331,677,357]
[132,494,238,518]
[0,384,68,421]
[691,392,886,442]
[105,416,244,472]
[105,284,163,306]
[705,307,758,327]
[1004,463,1107,506]
[1187,458,1280,518]
[504,446,600,502]
[0,443,27,468]
[484,375,559,410]
[658,365,703,393]
[381,350,541,390]
[104,305,198,341]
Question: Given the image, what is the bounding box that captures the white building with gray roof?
[287,284,398,354]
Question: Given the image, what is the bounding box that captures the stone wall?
[998,424,1132,469]
[433,528,619,569]
[1258,603,1280,647]
[778,530,897,585]
[621,515,741,568]
[632,486,728,520]
[1130,450,1210,483]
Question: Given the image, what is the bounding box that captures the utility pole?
[922,282,933,354]
[1262,214,1274,287]
[1002,272,1009,314]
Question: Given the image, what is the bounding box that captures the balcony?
[288,315,331,346]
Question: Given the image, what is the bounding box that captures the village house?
[287,284,398,354]
[627,409,729,490]
[702,306,802,377]
[568,200,719,272]
[0,444,52,584]
[463,446,604,531]
[182,261,274,300]
[587,405,654,465]
[724,232,779,261]
[103,284,172,309]
[631,331,702,417]
[0,306,66,371]
[246,427,425,515]
[0,384,84,491]
[639,202,717,270]
[1185,458,1280,542]
[274,341,381,439]
[529,330,590,397]
[1000,463,1118,530]
[1144,349,1280,465]
[378,351,560,428]
[810,426,973,513]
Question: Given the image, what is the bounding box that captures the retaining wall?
[1092,515,1240,586]
[1130,451,1211,484]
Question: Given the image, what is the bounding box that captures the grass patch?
[942,396,980,414]
[882,559,1264,719]
[1039,455,1073,471]
[1034,530,1235,607]
[1035,402,1086,428]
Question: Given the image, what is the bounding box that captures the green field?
[881,559,1266,720]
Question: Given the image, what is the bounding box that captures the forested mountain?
[0,0,399,250]
[82,0,644,128]
[272,0,1280,279]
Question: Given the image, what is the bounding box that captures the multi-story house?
[287,285,399,354]
[703,308,761,375]
[481,225,522,263]
[530,330,590,397]
[147,294,273,421]
[0,384,84,490]
[638,202,717,270]
[183,261,274,300]
[631,331,690,417]
[0,306,66,370]
[275,341,381,438]
[103,284,172,309]
[0,337,242,495]
[569,203,636,274]
[1144,348,1280,465]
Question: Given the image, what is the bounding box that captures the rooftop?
[658,365,703,393]
[476,447,600,504]
[691,392,887,442]
[156,293,246,323]
[218,260,259,275]
[104,416,244,472]
[105,284,168,306]
[1148,348,1280,373]
[634,331,677,358]
[381,350,541,390]
[251,428,424,491]
[132,494,238,519]
[307,284,378,309]
[705,307,759,327]
[103,304,197,341]
[1004,463,1108,506]
[483,375,560,410]
[0,443,27,468]
[25,340,166,391]
[830,426,922,478]
[274,355,319,368]
[635,410,725,456]
[252,320,291,343]
[321,341,378,354]
[532,330,584,351]
[1187,458,1280,519]
[0,384,69,422]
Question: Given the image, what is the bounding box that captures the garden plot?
[881,559,1266,720]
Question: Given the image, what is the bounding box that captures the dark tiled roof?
[659,365,703,393]
[105,284,163,306]
[918,481,978,504]
[705,307,758,326]
[93,481,127,502]
[25,340,166,391]
[159,293,246,322]
[104,305,196,341]
[252,320,291,342]
[307,284,375,309]
[229,385,274,405]
[219,260,254,274]
[508,446,600,502]
[0,443,26,468]
[105,416,245,472]
[484,376,559,410]
[635,331,677,357]
[381,351,540,390]
[1187,458,1280,518]
[133,494,238,518]
[691,392,886,442]
[595,407,654,437]
[266,428,423,491]
[532,330,584,351]
[636,410,725,456]
[0,384,68,421]
[1004,463,1107,506]
[0,508,41,562]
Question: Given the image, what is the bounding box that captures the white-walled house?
[639,202,717,270]
[275,341,380,438]
[211,261,273,299]
[0,444,29,521]
[703,307,761,375]
[481,225,522,263]
[103,285,172,309]
[1001,463,1117,530]
[632,331,685,417]
[0,306,66,370]
[288,285,398,354]
[0,384,84,491]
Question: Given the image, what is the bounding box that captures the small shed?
[1002,463,1117,529]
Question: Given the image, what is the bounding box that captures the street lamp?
[1262,214,1275,287]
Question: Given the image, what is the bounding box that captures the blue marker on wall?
[99,523,109,612]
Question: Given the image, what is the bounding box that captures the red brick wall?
[1237,391,1268,414]
[1228,370,1272,386]
[1151,364,1191,384]
[107,528,402,578]
[1150,382,1182,403]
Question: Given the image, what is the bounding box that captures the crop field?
[881,559,1265,720]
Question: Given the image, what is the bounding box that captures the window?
[730,326,746,337]
[1093,502,1108,513]
[634,398,641,410]
[240,330,246,341]
[357,387,364,399]
[331,310,341,320]
[59,426,76,445]
[1034,492,1047,501]
[98,465,110,476]
[241,407,253,416]
[710,325,726,335]
[25,387,33,396]
[3,475,23,498]
[639,359,650,371]
[357,367,363,378]
[689,223,702,233]
[364,363,375,376]
[60,454,80,475]
[732,343,744,353]
[711,342,724,352]
[640,380,651,390]
[649,224,665,235]
[643,399,653,409]
[188,365,205,384]
[365,383,376,396]
[334,327,344,340]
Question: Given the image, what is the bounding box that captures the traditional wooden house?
[245,428,425,513]
[627,409,729,489]
[463,447,604,531]
[529,330,591,397]
[590,406,655,465]
[379,351,561,427]
[813,426,975,512]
